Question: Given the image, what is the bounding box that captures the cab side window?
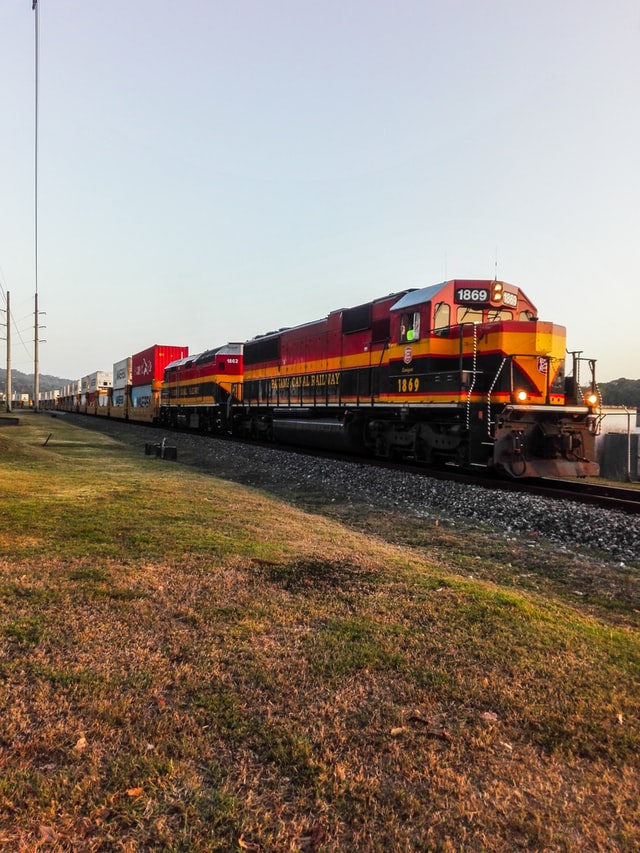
[400,311,421,343]
[433,302,450,336]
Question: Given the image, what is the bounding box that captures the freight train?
[53,279,602,478]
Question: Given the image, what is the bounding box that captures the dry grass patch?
[0,417,638,851]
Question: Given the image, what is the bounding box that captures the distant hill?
[0,369,71,396]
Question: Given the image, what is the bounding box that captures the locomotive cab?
[384,280,600,477]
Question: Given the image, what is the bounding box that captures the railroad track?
[514,477,640,514]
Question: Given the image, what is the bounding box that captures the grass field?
[0,415,638,851]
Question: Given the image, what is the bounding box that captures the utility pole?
[6,291,11,412]
[33,0,40,411]
[34,294,40,411]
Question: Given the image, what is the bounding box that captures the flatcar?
[236,279,600,478]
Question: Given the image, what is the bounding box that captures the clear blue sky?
[0,0,638,383]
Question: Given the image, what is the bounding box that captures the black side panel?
[342,304,372,334]
[244,336,281,365]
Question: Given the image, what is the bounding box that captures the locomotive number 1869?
[454,287,489,303]
[396,377,420,393]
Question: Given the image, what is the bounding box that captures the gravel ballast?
[63,414,640,568]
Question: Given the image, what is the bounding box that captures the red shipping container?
[131,344,189,387]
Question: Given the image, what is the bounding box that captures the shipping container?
[131,345,188,387]
[88,371,112,392]
[131,385,153,408]
[112,388,128,408]
[130,383,159,423]
[113,357,132,390]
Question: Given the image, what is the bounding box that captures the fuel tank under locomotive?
[270,411,367,453]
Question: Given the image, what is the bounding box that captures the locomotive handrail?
[465,323,478,431]
[487,356,509,435]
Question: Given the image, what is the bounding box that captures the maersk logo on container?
[132,345,189,388]
[135,358,153,378]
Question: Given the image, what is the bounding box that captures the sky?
[0,0,638,384]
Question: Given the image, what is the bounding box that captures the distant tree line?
[599,378,640,410]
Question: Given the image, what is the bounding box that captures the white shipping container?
[112,357,132,390]
[88,371,112,392]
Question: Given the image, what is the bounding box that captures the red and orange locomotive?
[237,279,599,477]
[159,343,243,431]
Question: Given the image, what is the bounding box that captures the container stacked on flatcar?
[240,280,600,477]
[85,371,113,417]
[57,380,81,413]
[159,343,243,431]
[129,344,189,423]
[110,357,132,419]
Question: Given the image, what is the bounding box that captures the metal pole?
[623,406,632,483]
[33,0,40,412]
[6,291,11,412]
[34,293,39,411]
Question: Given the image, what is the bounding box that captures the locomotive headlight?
[586,393,598,406]
[516,390,528,403]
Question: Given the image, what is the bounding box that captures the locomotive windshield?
[486,309,513,321]
[456,306,513,324]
